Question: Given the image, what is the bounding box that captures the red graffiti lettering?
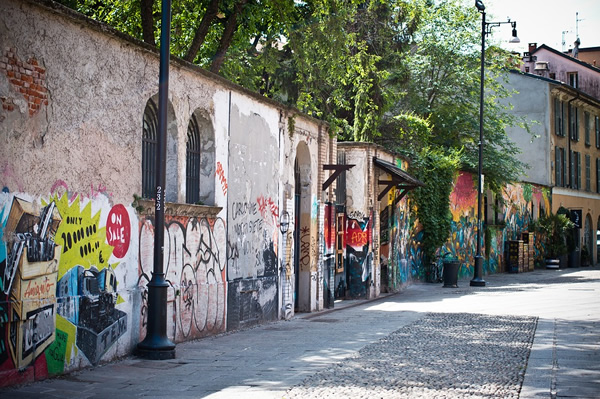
[23,277,55,299]
[216,162,228,195]
[257,195,279,225]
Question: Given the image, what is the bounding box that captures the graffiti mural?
[408,172,551,280]
[0,191,131,384]
[322,203,335,308]
[0,197,61,372]
[345,213,372,298]
[139,216,227,341]
[48,194,126,369]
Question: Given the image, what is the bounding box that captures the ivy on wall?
[409,147,460,264]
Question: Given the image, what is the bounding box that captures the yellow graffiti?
[56,313,78,363]
[45,194,114,280]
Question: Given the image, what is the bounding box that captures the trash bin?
[442,259,460,288]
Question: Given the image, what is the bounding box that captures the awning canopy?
[373,157,424,202]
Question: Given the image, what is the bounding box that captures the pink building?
[521,43,600,99]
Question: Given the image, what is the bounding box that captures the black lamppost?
[472,0,519,287]
[137,0,176,359]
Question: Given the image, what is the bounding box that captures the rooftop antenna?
[562,30,571,52]
[576,12,584,40]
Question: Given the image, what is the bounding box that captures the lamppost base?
[469,278,486,287]
[136,345,176,360]
[470,255,486,287]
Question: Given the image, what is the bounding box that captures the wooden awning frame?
[373,157,424,202]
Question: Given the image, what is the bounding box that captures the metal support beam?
[322,164,354,191]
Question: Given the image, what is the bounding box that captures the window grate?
[186,114,202,204]
[142,99,158,199]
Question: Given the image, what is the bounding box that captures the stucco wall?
[523,47,600,99]
[504,72,553,186]
[0,0,328,386]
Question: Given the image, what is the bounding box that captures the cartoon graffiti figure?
[0,197,61,370]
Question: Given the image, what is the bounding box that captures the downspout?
[567,93,580,188]
[226,91,231,282]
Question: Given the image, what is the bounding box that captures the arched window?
[186,114,201,204]
[142,98,158,199]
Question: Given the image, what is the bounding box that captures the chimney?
[528,43,537,53]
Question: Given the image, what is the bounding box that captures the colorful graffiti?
[0,191,129,384]
[48,194,126,368]
[345,213,372,298]
[322,203,335,308]
[0,197,60,373]
[139,216,227,341]
[413,174,552,280]
[383,188,418,291]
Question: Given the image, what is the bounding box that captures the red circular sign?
[106,204,131,258]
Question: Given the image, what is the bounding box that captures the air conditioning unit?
[534,61,549,71]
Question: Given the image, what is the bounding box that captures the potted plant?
[536,212,574,269]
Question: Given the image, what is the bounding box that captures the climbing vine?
[409,147,460,264]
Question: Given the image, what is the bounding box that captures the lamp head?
[510,22,520,43]
[475,0,485,12]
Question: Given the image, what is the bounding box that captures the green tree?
[390,0,529,193]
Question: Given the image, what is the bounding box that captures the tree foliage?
[390,0,529,193]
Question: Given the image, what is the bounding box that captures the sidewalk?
[1,267,598,398]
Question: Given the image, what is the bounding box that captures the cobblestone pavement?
[0,267,598,398]
[286,313,537,399]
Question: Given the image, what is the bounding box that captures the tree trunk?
[210,0,248,74]
[140,0,155,46]
[184,0,221,63]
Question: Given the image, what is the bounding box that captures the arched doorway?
[294,142,312,312]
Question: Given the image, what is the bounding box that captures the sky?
[484,0,600,54]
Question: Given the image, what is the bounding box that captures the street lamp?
[137,0,176,359]
[471,0,519,287]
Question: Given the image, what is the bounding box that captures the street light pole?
[472,0,487,287]
[137,0,176,359]
[471,0,519,287]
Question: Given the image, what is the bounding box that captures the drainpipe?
[567,93,580,189]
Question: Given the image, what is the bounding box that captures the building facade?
[507,45,600,265]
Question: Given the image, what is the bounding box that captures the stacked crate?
[522,232,535,271]
[507,240,524,273]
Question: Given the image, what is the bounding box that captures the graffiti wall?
[226,101,280,329]
[409,172,551,280]
[345,211,372,298]
[390,196,419,289]
[0,189,136,386]
[138,214,227,342]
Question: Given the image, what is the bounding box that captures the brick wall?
[0,48,48,116]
